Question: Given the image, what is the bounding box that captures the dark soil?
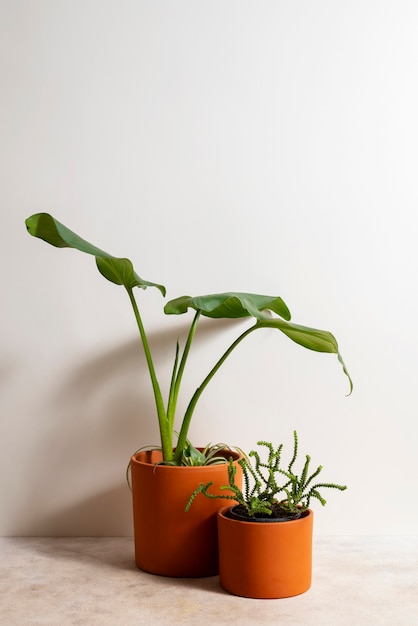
[229,503,307,522]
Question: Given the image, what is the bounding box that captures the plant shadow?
[14,316,245,536]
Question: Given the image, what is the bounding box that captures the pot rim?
[131,447,243,469]
[218,505,313,525]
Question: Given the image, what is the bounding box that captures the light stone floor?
[1,536,417,626]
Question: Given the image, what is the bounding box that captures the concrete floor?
[1,536,417,625]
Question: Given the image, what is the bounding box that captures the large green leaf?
[256,318,353,393]
[257,318,338,352]
[25,213,166,295]
[165,293,352,393]
[164,293,291,321]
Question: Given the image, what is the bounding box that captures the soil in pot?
[228,503,303,522]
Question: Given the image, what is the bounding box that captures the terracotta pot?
[217,505,313,598]
[130,449,243,577]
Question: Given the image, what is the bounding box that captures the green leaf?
[164,292,291,321]
[96,257,165,291]
[257,318,338,352]
[182,442,207,466]
[25,213,166,295]
[256,318,353,393]
[26,212,111,255]
[166,292,352,394]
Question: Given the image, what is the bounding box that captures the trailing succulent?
[186,431,347,520]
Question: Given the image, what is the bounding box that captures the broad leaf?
[166,293,352,393]
[25,213,166,295]
[257,318,338,352]
[256,318,353,393]
[96,257,165,291]
[164,293,291,321]
[25,212,111,256]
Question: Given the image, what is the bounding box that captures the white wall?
[2,0,417,536]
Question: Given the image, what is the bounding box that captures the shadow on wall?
[24,484,134,537]
[14,316,241,536]
[0,357,19,388]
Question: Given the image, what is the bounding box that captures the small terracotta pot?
[217,505,313,598]
[130,449,242,577]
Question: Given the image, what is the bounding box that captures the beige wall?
[2,0,417,536]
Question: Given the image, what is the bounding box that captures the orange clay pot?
[217,506,313,598]
[130,449,243,577]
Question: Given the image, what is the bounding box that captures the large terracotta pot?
[130,449,243,577]
[217,506,313,598]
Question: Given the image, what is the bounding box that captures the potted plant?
[25,213,352,577]
[186,431,347,598]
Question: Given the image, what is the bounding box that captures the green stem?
[167,310,201,435]
[127,288,172,462]
[174,321,259,464]
[166,341,180,425]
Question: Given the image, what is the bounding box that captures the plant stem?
[167,310,201,435]
[174,321,259,464]
[127,288,172,462]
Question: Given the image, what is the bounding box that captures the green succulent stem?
[186,432,347,517]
